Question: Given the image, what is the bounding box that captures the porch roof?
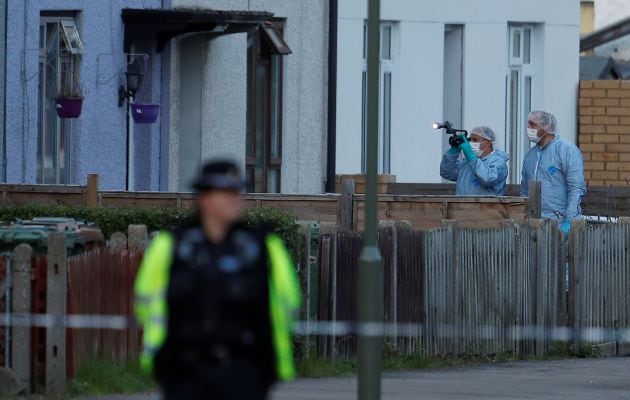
[122,8,274,52]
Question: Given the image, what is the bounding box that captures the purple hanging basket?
[55,97,84,118]
[131,103,160,124]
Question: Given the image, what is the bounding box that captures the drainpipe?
[325,0,338,193]
[1,0,7,182]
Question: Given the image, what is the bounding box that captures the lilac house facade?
[1,0,330,193]
[5,0,164,190]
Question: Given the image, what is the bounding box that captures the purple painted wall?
[6,0,163,190]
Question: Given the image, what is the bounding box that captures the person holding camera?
[440,126,509,196]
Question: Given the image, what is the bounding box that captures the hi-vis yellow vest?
[133,232,301,380]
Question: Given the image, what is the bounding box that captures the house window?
[506,24,536,184]
[38,15,82,184]
[246,21,290,193]
[361,22,395,174]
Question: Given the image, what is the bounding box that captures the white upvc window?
[361,22,396,174]
[60,20,84,54]
[506,24,536,184]
[38,15,83,184]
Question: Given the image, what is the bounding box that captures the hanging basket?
[130,103,160,124]
[55,97,84,118]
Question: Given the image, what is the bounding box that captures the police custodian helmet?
[192,160,246,192]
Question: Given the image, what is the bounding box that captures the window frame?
[38,15,80,184]
[361,21,396,174]
[506,23,536,184]
[246,19,286,193]
[60,20,84,55]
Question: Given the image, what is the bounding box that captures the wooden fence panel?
[332,232,362,359]
[320,221,567,359]
[353,196,528,230]
[0,184,86,207]
[571,220,630,354]
[394,229,425,354]
[100,192,188,209]
[66,246,143,377]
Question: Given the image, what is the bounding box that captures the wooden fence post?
[339,178,355,231]
[128,225,148,251]
[86,174,99,208]
[529,219,548,356]
[12,244,33,393]
[527,181,542,219]
[569,219,586,354]
[46,233,67,394]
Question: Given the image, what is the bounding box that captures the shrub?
[0,204,301,261]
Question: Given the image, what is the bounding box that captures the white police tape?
[1,313,630,343]
[3,313,131,330]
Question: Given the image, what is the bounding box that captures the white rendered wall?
[594,0,630,60]
[170,0,329,194]
[337,0,580,183]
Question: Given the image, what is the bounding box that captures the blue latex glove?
[459,136,477,163]
[560,220,571,235]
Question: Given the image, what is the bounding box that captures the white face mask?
[470,142,484,157]
[527,128,542,144]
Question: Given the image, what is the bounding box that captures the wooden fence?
[306,219,630,359]
[0,226,147,394]
[66,244,143,377]
[388,182,630,218]
[0,175,535,230]
[3,218,630,393]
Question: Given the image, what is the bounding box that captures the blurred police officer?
[134,160,301,400]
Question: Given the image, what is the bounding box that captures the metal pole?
[357,0,382,398]
[325,0,339,193]
[4,253,12,368]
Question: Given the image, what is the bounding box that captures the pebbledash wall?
[168,0,329,194]
[5,0,163,190]
[579,80,630,186]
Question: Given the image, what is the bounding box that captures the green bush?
[0,204,301,261]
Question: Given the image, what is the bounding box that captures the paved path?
[85,358,630,400]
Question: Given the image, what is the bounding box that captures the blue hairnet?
[470,126,496,142]
[528,110,558,135]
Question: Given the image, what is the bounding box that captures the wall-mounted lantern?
[118,60,144,107]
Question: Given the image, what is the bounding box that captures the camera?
[432,121,469,147]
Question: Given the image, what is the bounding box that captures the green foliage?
[297,357,356,378]
[241,207,302,261]
[66,359,155,397]
[0,204,193,237]
[0,204,301,260]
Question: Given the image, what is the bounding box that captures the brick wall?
[579,80,630,186]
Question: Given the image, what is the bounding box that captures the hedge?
[0,205,301,261]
